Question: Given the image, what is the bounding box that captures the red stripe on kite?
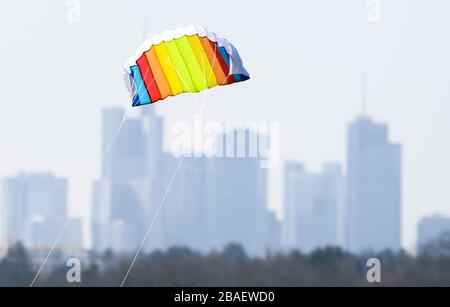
[137,54,162,102]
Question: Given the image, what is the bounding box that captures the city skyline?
[92,107,279,255]
[1,0,450,252]
[2,106,438,256]
[0,173,83,252]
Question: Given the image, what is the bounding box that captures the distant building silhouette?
[283,163,344,253]
[159,156,210,252]
[92,108,164,253]
[92,108,279,255]
[418,215,450,249]
[345,116,402,253]
[206,130,278,255]
[158,131,279,255]
[1,173,82,251]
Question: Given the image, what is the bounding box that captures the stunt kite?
[124,25,250,107]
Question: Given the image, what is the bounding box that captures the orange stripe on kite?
[145,48,172,99]
[137,54,162,102]
[208,40,236,85]
[199,37,228,85]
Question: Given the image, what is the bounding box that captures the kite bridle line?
[166,56,203,112]
[199,43,233,112]
[165,43,232,114]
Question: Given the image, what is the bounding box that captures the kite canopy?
[124,25,250,107]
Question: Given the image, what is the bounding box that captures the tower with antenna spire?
[345,75,402,252]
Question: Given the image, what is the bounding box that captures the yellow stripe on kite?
[175,36,207,92]
[187,35,218,89]
[164,41,197,93]
[153,42,184,95]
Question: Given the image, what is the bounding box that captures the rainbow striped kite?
[124,25,250,107]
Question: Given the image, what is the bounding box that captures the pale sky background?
[1,0,449,251]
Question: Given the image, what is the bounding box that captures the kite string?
[29,64,153,286]
[120,156,184,287]
[30,219,71,287]
[119,44,224,285]
[104,60,158,164]
[100,112,127,164]
[101,58,167,163]
[30,47,213,286]
[30,103,132,287]
[103,55,173,163]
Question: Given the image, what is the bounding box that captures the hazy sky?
[1,0,449,250]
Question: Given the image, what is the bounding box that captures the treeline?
[2,238,450,286]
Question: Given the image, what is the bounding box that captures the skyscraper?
[102,108,147,180]
[346,116,402,253]
[159,155,211,252]
[205,129,277,255]
[92,107,280,255]
[1,173,81,250]
[92,107,165,253]
[283,163,344,253]
[151,128,280,255]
